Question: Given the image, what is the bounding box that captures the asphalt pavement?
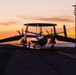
[0,44,76,75]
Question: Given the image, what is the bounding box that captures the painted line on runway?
[58,51,76,58]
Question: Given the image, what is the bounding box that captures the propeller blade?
[17,30,21,34]
[22,28,24,34]
[46,28,53,34]
[46,30,50,34]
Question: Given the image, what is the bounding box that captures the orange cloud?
[17,15,74,23]
[17,15,29,19]
[35,16,74,23]
[0,20,19,25]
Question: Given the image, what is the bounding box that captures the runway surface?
[0,44,76,75]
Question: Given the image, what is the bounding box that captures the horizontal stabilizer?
[26,35,37,38]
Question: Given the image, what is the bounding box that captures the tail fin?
[53,26,56,36]
[63,25,67,38]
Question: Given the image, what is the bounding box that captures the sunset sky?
[0,0,75,39]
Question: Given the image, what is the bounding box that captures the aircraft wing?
[56,35,76,43]
[0,34,24,43]
[0,34,38,43]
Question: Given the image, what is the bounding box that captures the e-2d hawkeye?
[0,23,76,49]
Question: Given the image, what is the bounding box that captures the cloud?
[35,16,74,23]
[17,15,33,19]
[0,21,19,25]
[17,15,74,23]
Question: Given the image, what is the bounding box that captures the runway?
[0,44,76,75]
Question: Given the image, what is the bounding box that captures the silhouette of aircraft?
[0,23,76,49]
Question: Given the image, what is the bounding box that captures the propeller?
[46,28,55,44]
[45,25,67,44]
[17,28,25,44]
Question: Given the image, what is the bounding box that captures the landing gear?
[21,39,27,48]
[51,44,54,50]
[33,43,37,49]
[50,37,56,51]
[28,41,31,48]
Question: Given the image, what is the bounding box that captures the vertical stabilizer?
[53,26,56,36]
[63,25,67,38]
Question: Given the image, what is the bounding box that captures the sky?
[0,0,76,39]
